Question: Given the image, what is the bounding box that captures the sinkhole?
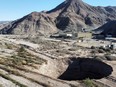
[58,58,113,81]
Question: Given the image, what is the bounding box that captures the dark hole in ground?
[58,58,113,81]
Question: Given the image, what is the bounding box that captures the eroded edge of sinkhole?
[58,58,113,81]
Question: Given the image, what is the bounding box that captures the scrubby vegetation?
[91,46,116,61]
[0,71,27,87]
[0,65,51,87]
[0,46,46,69]
[82,78,100,87]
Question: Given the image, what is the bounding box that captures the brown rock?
[1,0,116,36]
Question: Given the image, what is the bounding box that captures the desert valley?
[0,0,116,87]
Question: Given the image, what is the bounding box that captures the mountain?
[0,21,10,30]
[49,0,116,31]
[94,21,116,37]
[0,0,116,36]
[0,12,58,36]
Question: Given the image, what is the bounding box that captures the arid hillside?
[0,21,10,30]
[0,0,116,36]
[0,35,115,87]
[94,20,116,37]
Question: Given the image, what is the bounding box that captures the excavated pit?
[58,58,113,81]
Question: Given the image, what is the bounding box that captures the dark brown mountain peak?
[1,0,116,36]
[66,0,83,4]
[30,12,40,16]
[65,0,86,12]
[47,0,85,13]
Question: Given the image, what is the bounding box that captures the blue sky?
[0,0,116,21]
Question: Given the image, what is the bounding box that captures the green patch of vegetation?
[5,43,15,49]
[10,55,24,65]
[83,78,98,87]
[18,46,26,52]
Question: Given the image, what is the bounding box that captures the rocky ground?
[0,21,10,30]
[0,35,115,87]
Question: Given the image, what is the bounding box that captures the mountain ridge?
[0,0,116,36]
[94,20,116,37]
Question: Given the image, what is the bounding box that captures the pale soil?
[77,39,111,47]
[10,75,43,87]
[0,77,19,87]
[96,78,116,87]
[5,39,39,49]
[0,67,41,87]
[0,35,115,87]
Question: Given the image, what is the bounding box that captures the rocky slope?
[0,21,10,30]
[94,21,116,37]
[49,0,116,32]
[0,13,58,36]
[0,0,116,36]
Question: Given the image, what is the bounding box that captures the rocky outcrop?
[94,21,116,37]
[0,21,10,30]
[1,0,116,36]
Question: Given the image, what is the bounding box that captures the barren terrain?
[0,35,115,87]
